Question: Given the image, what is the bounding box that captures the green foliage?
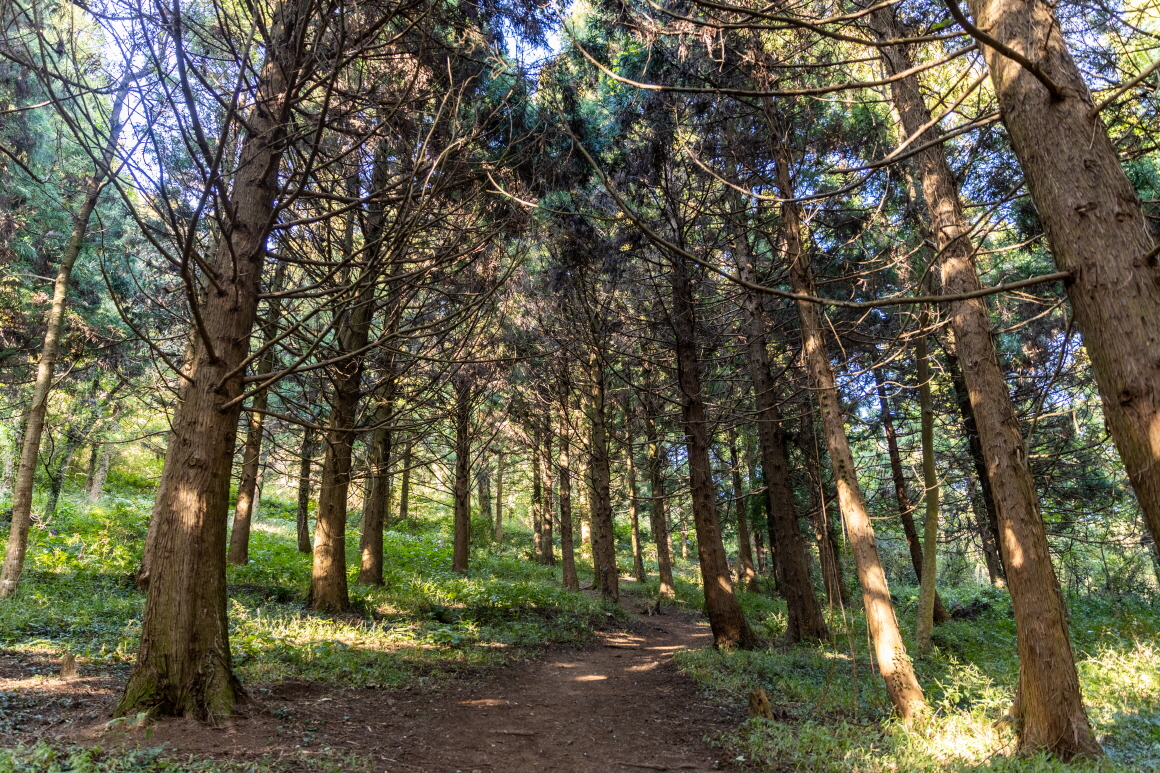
[0,742,371,772]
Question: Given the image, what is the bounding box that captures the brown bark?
[942,342,1005,585]
[665,224,758,648]
[358,422,391,585]
[585,354,619,602]
[727,433,757,593]
[531,429,544,562]
[116,4,305,714]
[733,225,828,640]
[641,386,675,598]
[1,76,132,596]
[558,413,579,591]
[775,151,925,718]
[626,440,647,583]
[398,440,411,524]
[872,8,1096,750]
[540,424,556,566]
[967,0,1160,646]
[451,374,473,573]
[797,415,846,606]
[873,369,951,622]
[228,262,286,566]
[296,426,315,554]
[915,328,940,654]
[493,449,504,540]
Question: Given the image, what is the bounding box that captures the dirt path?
[6,589,743,772]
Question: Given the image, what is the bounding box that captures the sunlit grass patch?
[0,741,373,772]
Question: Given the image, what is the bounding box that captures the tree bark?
[665,230,758,648]
[1,77,131,596]
[398,439,411,524]
[967,0,1160,638]
[727,432,757,593]
[775,150,925,718]
[797,415,846,606]
[87,444,113,502]
[493,449,504,540]
[585,354,619,601]
[228,262,286,565]
[874,368,951,621]
[358,422,391,585]
[872,8,1097,751]
[734,226,827,640]
[540,422,555,566]
[116,5,304,714]
[296,425,315,554]
[640,376,675,598]
[625,440,647,583]
[531,428,544,563]
[558,412,579,591]
[451,373,473,573]
[915,328,939,655]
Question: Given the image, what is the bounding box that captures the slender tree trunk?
[942,339,1006,585]
[753,527,765,575]
[642,393,675,598]
[665,233,758,649]
[1,77,132,596]
[585,354,618,601]
[968,0,1160,634]
[452,375,472,573]
[559,412,579,591]
[872,10,1096,751]
[296,425,315,554]
[797,415,846,606]
[493,449,503,541]
[308,170,375,613]
[775,150,925,718]
[228,262,286,565]
[398,440,411,524]
[874,369,951,621]
[87,445,113,502]
[116,7,306,714]
[733,224,827,638]
[478,464,492,531]
[727,433,757,593]
[540,422,555,566]
[915,328,940,655]
[531,429,544,562]
[626,441,647,583]
[358,423,391,585]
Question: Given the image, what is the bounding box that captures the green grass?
[0,741,373,772]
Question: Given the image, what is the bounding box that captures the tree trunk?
[87,444,113,502]
[797,416,846,606]
[398,439,411,524]
[874,369,951,621]
[296,425,315,554]
[942,342,1005,585]
[734,234,827,639]
[540,423,555,566]
[1,77,132,597]
[493,449,503,540]
[915,328,940,655]
[116,8,305,713]
[968,0,1160,640]
[452,374,472,573]
[531,429,544,562]
[872,8,1097,751]
[558,413,579,591]
[666,238,758,649]
[228,262,286,566]
[727,433,757,593]
[585,354,618,601]
[775,150,925,718]
[641,384,675,598]
[358,423,391,585]
[626,440,647,583]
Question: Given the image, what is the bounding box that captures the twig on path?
[614,763,668,771]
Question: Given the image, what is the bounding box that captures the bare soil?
[1,588,744,772]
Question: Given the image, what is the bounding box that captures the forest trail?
[46,583,740,772]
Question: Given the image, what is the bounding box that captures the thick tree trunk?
[734,235,827,639]
[943,343,1005,585]
[1,78,131,597]
[666,242,758,648]
[625,441,647,583]
[727,433,757,593]
[874,369,951,621]
[116,7,303,713]
[585,356,619,601]
[872,9,1097,751]
[642,393,675,598]
[452,375,472,573]
[559,415,579,591]
[775,152,925,718]
[968,0,1160,631]
[296,426,315,554]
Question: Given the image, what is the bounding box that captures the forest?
[1,0,1159,769]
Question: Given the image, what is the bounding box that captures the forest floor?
[2,582,740,773]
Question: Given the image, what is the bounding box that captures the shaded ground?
[1,585,742,772]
